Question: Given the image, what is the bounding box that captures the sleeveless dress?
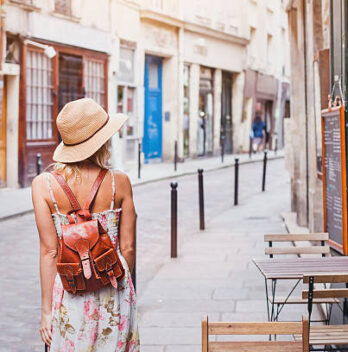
[45,171,140,352]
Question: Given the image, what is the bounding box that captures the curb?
[0,154,284,222]
[132,154,284,187]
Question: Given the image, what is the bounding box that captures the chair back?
[302,273,348,322]
[264,233,330,258]
[202,315,309,352]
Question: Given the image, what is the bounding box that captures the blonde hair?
[52,141,111,181]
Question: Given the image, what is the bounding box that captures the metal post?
[262,150,268,192]
[138,142,141,179]
[170,182,178,258]
[249,137,252,159]
[221,136,225,163]
[198,169,205,230]
[274,136,278,156]
[131,213,137,291]
[234,158,239,205]
[36,153,42,175]
[174,140,178,172]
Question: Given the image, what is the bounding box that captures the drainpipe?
[302,0,309,226]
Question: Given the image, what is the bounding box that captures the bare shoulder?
[31,173,47,193]
[31,173,51,210]
[112,170,132,195]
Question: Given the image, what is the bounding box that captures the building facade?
[1,0,291,188]
[284,0,332,231]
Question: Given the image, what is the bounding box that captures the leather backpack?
[51,169,125,295]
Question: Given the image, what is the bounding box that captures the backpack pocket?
[94,248,124,288]
[56,263,86,294]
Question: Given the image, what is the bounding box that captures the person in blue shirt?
[251,115,266,153]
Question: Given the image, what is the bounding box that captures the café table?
[253,256,348,322]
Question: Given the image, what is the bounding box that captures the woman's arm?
[32,175,58,346]
[118,173,136,272]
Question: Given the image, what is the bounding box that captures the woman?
[32,98,140,351]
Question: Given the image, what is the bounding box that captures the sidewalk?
[0,150,283,221]
[137,156,318,352]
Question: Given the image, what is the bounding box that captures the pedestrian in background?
[32,98,139,351]
[251,114,266,153]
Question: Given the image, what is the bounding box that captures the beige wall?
[285,0,328,231]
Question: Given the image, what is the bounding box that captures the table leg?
[265,278,271,322]
[270,279,277,322]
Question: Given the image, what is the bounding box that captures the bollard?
[131,213,137,291]
[274,137,278,156]
[249,137,252,159]
[221,136,225,163]
[262,150,268,192]
[198,169,205,230]
[138,142,141,179]
[234,158,239,205]
[36,153,42,175]
[174,140,178,171]
[170,182,178,258]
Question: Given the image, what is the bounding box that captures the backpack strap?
[83,169,108,210]
[51,171,82,211]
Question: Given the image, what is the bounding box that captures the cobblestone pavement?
[0,158,309,351]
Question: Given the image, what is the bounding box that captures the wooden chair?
[264,233,330,258]
[202,315,309,352]
[264,233,337,321]
[297,273,348,349]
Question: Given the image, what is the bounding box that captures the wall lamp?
[23,39,56,59]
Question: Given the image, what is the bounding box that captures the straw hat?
[53,98,128,163]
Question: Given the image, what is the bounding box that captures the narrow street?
[0,157,306,351]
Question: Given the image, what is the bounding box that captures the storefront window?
[198,67,214,156]
[26,49,53,140]
[117,47,137,139]
[183,64,190,157]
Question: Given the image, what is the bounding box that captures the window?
[117,47,137,138]
[84,58,105,108]
[54,0,72,17]
[26,50,53,140]
[119,47,134,83]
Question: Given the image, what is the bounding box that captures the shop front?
[19,40,108,187]
[198,66,214,156]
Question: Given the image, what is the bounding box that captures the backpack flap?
[62,220,99,280]
[57,263,85,294]
[94,248,124,289]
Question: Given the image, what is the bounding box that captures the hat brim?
[53,113,128,163]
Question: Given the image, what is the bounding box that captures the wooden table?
[253,257,348,321]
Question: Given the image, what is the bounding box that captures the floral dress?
[45,172,140,352]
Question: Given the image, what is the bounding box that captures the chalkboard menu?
[322,106,348,254]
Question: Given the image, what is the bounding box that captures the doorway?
[143,55,162,162]
[221,72,233,154]
[198,67,213,156]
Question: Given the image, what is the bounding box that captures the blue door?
[143,55,162,162]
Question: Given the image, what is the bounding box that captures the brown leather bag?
[51,169,125,295]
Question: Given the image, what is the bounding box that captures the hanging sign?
[322,105,348,254]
